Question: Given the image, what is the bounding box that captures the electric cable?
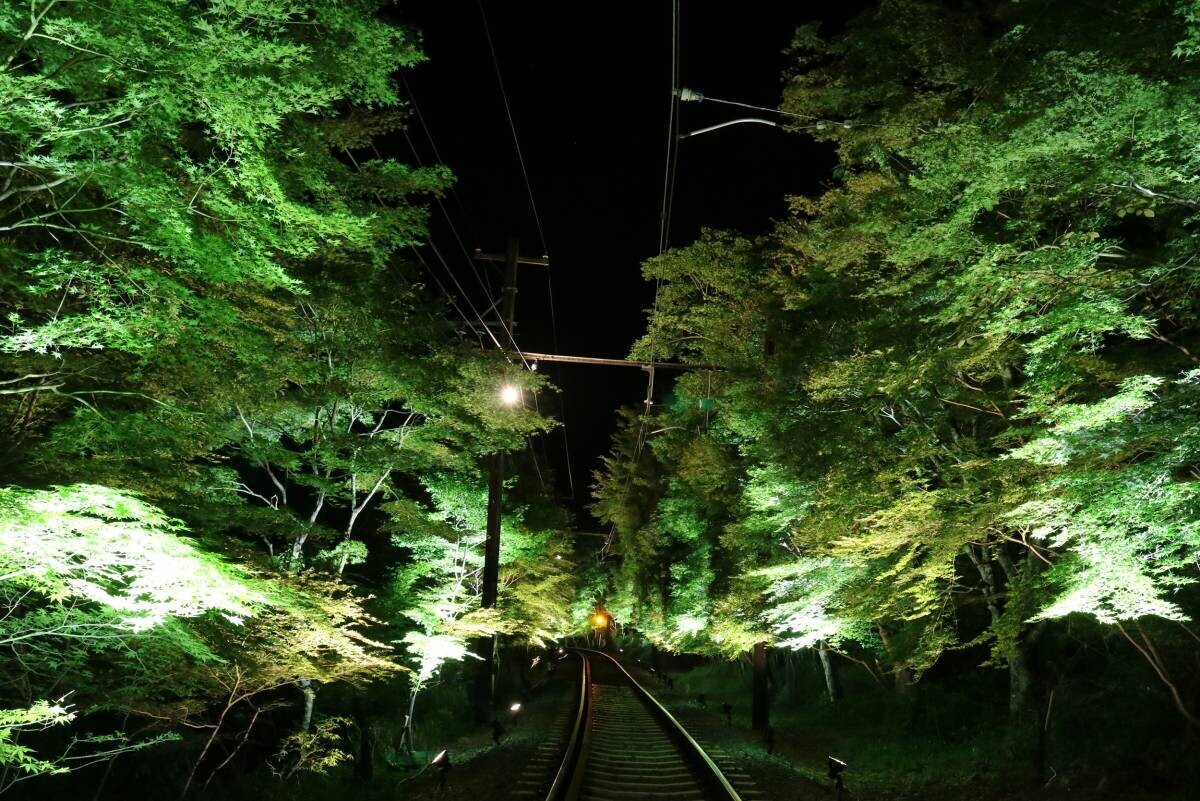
[606,0,680,554]
[399,72,482,249]
[340,145,497,351]
[477,0,548,257]
[403,249,486,348]
[401,126,494,295]
[368,140,530,369]
[388,133,502,325]
[476,1,581,500]
[544,267,577,500]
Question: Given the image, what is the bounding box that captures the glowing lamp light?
[591,612,609,628]
[499,385,520,405]
[510,702,522,713]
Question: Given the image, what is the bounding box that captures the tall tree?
[0,0,572,790]
[597,0,1200,742]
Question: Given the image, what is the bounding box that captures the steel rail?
[546,649,742,801]
[544,651,589,801]
[586,649,743,801]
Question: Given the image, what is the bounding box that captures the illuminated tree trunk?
[817,641,842,703]
[995,549,1043,722]
[403,689,418,754]
[290,481,327,569]
[299,678,315,733]
[337,470,390,575]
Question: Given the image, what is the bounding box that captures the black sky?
[388,1,863,521]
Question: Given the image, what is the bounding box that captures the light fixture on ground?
[431,749,452,790]
[827,755,847,800]
[499,384,520,405]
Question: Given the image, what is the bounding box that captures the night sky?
[389,2,859,520]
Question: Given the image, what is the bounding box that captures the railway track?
[542,649,747,801]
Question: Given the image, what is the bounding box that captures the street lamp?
[499,385,520,405]
[678,117,779,139]
[676,87,780,140]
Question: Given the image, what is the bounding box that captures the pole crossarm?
[474,249,549,266]
[519,351,713,371]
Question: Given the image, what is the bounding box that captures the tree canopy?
[594,0,1200,727]
[0,0,575,790]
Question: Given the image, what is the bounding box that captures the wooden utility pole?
[480,238,519,613]
[474,238,543,721]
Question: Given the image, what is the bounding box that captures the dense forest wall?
[592,0,1200,792]
[0,1,576,796]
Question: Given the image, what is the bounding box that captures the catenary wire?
[367,141,530,370]
[399,72,482,250]
[385,134,503,327]
[475,1,580,499]
[340,146,498,351]
[477,0,548,257]
[545,268,577,499]
[606,0,680,553]
[400,129,493,295]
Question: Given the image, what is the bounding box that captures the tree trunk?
[1008,642,1033,722]
[471,636,496,723]
[404,689,418,754]
[353,700,374,781]
[751,642,769,730]
[818,642,843,703]
[876,624,914,694]
[338,470,390,575]
[298,678,315,733]
[994,550,1043,724]
[290,530,308,566]
[291,488,326,568]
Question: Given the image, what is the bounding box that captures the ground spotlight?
[431,749,452,790]
[827,755,847,799]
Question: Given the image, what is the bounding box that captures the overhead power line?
[607,0,681,555]
[476,1,578,499]
[399,72,482,251]
[477,0,548,257]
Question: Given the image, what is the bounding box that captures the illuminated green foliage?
[0,484,396,779]
[0,484,264,631]
[0,0,573,791]
[596,0,1200,723]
